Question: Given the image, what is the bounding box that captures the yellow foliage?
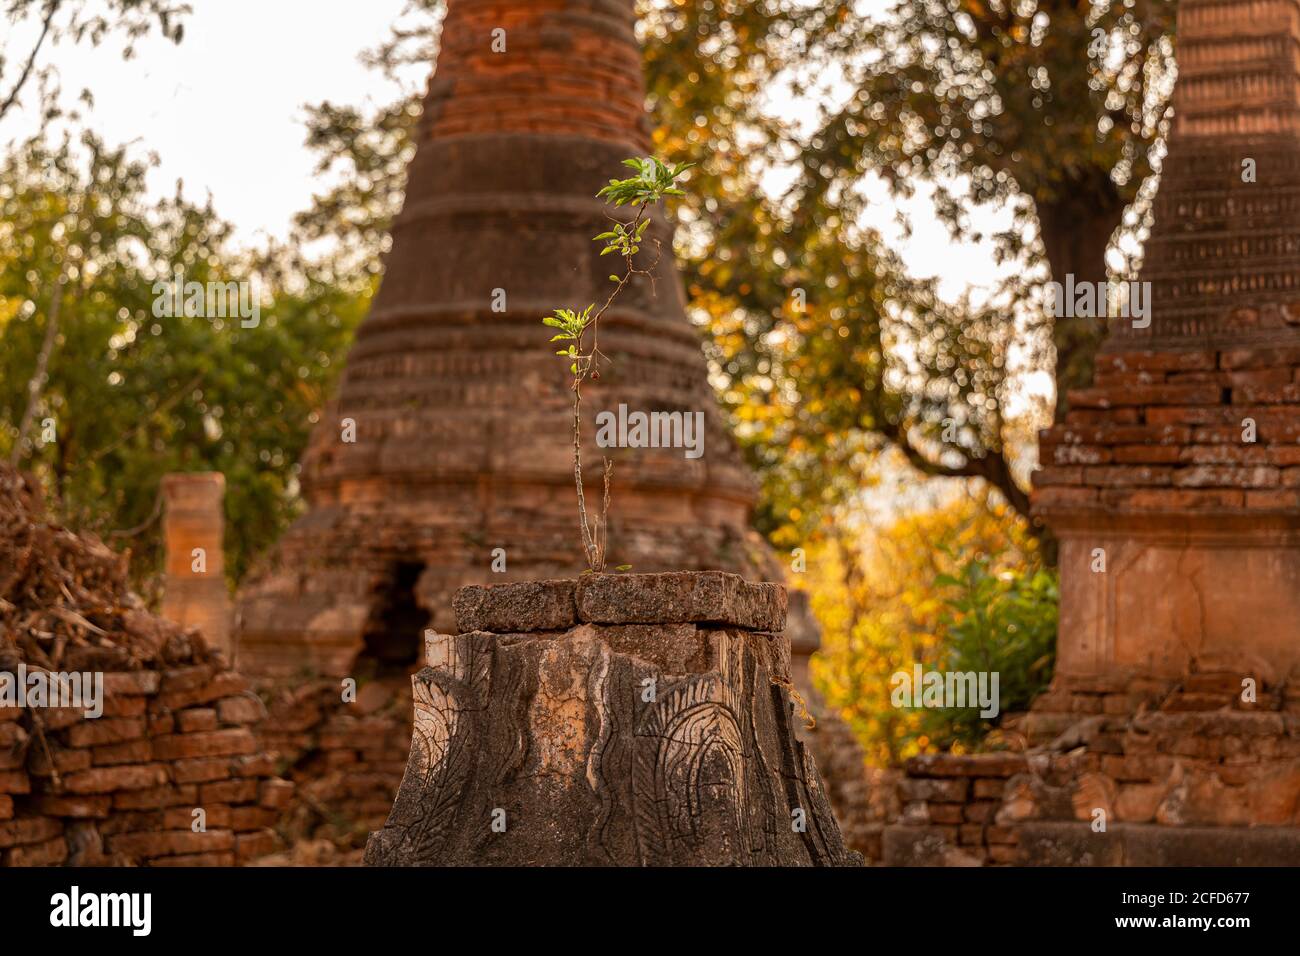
[805,488,1038,766]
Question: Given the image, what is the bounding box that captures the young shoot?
[543,157,693,573]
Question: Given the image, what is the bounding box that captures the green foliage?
[809,493,1054,764]
[594,219,649,259]
[539,156,694,386]
[639,0,1180,531]
[596,157,691,209]
[0,131,368,589]
[544,306,593,376]
[293,96,422,285]
[922,555,1059,749]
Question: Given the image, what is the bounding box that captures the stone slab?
[452,579,578,633]
[575,571,786,630]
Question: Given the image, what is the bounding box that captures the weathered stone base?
[1051,518,1300,679]
[365,572,859,866]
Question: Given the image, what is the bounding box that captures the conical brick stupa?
[238,0,779,679]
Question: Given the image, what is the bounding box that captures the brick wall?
[883,669,1300,865]
[0,635,291,866]
[1036,345,1300,512]
[253,675,412,860]
[424,0,650,147]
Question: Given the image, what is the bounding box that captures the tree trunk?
[11,278,64,467]
[1037,183,1125,423]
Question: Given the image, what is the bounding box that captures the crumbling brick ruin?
[235,0,871,855]
[0,465,291,866]
[366,571,858,866]
[883,0,1300,866]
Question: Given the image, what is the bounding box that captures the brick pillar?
[161,473,232,658]
[1033,0,1300,681]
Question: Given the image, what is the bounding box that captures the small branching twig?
[544,157,692,573]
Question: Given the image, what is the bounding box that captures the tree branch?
[877,415,1033,524]
[0,0,61,126]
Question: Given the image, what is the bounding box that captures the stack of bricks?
[885,754,1028,865]
[254,676,413,853]
[882,669,1300,865]
[1013,671,1300,832]
[0,635,292,867]
[1035,344,1300,512]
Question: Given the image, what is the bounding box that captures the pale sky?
[3,0,418,248]
[2,0,1018,302]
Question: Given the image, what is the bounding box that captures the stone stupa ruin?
[1035,0,1300,680]
[240,0,778,677]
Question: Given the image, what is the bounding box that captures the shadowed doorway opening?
[357,561,430,678]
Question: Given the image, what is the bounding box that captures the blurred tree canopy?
[285,0,1176,542]
[0,131,369,586]
[0,0,1180,557]
[0,0,1160,763]
[640,0,1175,531]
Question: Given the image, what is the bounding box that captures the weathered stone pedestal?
[364,572,858,866]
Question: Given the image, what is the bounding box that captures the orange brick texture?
[1034,346,1300,513]
[884,672,1300,865]
[0,656,291,867]
[424,0,650,149]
